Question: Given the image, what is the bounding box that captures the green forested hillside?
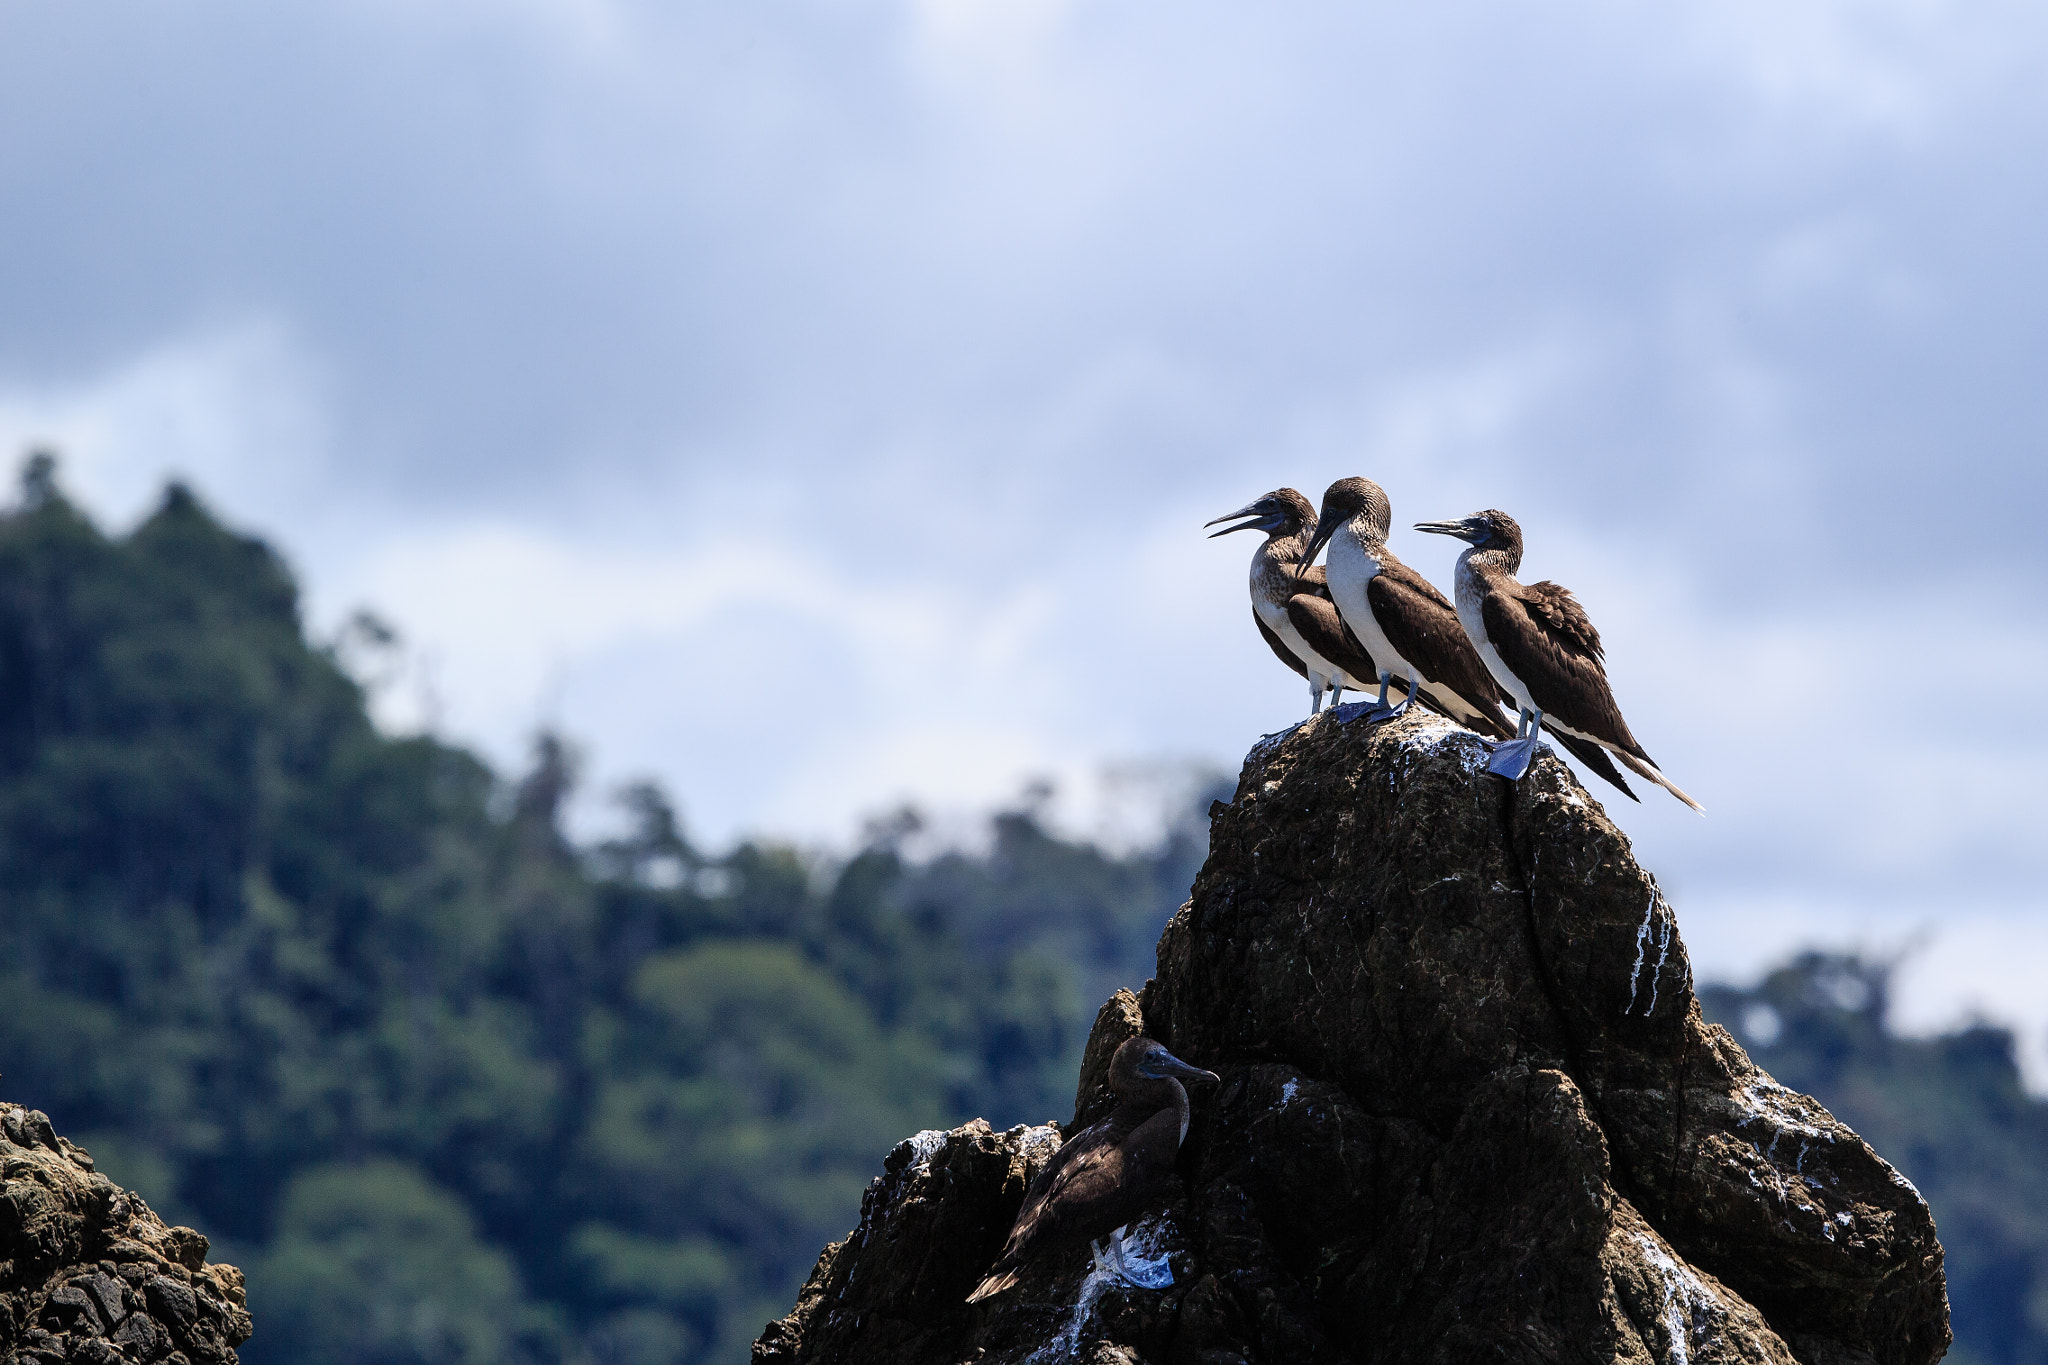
[0,458,1214,1365]
[0,459,2042,1365]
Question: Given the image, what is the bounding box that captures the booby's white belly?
[1325,533,1408,681]
[1455,556,1536,715]
[1254,596,1347,687]
[1477,638,1537,715]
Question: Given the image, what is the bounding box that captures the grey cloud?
[0,0,2044,951]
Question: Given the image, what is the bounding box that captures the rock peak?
[756,709,1949,1365]
[0,1100,253,1364]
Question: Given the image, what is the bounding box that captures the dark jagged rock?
[0,1101,251,1365]
[756,708,1950,1365]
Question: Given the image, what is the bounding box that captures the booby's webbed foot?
[1104,1224,1174,1290]
[1484,736,1540,781]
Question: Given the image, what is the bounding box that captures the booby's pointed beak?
[1299,521,1335,566]
[1204,502,1270,537]
[1151,1049,1222,1089]
[1414,518,1482,544]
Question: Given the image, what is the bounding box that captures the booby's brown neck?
[1465,542,1523,581]
[1109,1075,1192,1141]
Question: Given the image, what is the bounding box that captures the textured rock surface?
[0,1101,251,1365]
[756,706,1950,1365]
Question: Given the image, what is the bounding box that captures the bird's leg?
[1486,707,1544,781]
[1363,670,1400,723]
[1308,677,1325,716]
[1105,1225,1133,1281]
[1382,667,1419,719]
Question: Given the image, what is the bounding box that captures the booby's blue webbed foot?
[1484,736,1540,781]
[1103,1224,1174,1290]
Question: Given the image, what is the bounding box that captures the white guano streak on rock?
[892,1129,949,1179]
[1034,1256,1115,1363]
[1626,894,1656,1015]
[1632,1233,1718,1365]
[1647,907,1672,1016]
[1398,715,1488,775]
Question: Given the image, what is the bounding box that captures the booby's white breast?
[1254,596,1346,689]
[1455,552,1536,714]
[1325,530,1408,679]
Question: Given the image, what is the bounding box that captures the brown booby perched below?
[967,1037,1218,1303]
[1301,479,1640,801]
[1204,488,1389,716]
[1414,509,1703,813]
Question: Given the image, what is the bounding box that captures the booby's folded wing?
[968,1122,1127,1302]
[1521,580,1605,662]
[1254,611,1310,680]
[1479,588,1650,764]
[1283,592,1377,684]
[1014,1125,1129,1245]
[1542,728,1639,802]
[1364,562,1515,737]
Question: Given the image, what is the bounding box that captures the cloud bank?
[2,0,2045,1059]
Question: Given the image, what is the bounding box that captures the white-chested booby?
[1205,489,1387,716]
[1299,478,1524,735]
[1414,509,1702,813]
[1301,479,1640,801]
[967,1037,1219,1303]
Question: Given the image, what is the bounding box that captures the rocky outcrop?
[756,706,1950,1365]
[0,1102,251,1365]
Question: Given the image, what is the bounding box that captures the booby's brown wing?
[969,1118,1130,1300]
[1522,581,1605,662]
[1254,612,1309,680]
[1295,563,1330,591]
[1282,592,1377,683]
[1480,586,1653,764]
[1010,1125,1129,1245]
[1364,560,1514,738]
[968,1104,1191,1301]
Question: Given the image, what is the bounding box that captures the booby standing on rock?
[1414,509,1703,813]
[967,1037,1219,1303]
[1300,479,1640,801]
[1205,489,1386,716]
[1299,478,1525,735]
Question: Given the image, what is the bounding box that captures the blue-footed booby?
[1205,489,1387,716]
[1301,479,1640,801]
[967,1037,1218,1303]
[1299,478,1524,735]
[1414,509,1702,813]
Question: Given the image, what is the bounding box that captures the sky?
[1,0,2045,1067]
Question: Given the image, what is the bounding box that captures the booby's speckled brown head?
[1414,508,1524,563]
[1108,1037,1220,1096]
[1203,488,1316,539]
[1319,478,1392,538]
[1296,476,1393,566]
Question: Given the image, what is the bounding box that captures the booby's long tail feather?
[1544,729,1639,802]
[966,1266,1021,1303]
[1612,750,1705,815]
